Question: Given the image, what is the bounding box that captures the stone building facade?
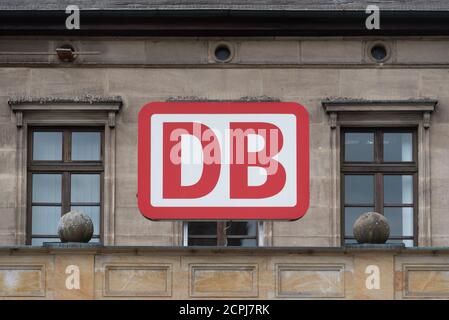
[1,1,449,299]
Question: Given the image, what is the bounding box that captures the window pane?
[344,207,374,237]
[383,133,413,162]
[71,206,100,236]
[226,221,257,236]
[344,132,374,162]
[384,175,413,205]
[188,222,217,235]
[31,238,60,246]
[32,174,61,203]
[384,207,414,237]
[227,238,257,247]
[32,206,61,235]
[71,174,100,203]
[344,175,374,204]
[72,132,101,161]
[33,132,62,161]
[188,238,217,246]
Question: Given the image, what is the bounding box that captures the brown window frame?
[341,127,418,246]
[186,221,259,247]
[27,127,104,245]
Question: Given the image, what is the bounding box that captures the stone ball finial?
[353,212,390,244]
[58,211,94,243]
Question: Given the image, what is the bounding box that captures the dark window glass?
[33,132,62,161]
[31,173,62,238]
[188,222,217,235]
[214,45,231,61]
[28,128,103,245]
[31,206,61,236]
[187,221,258,247]
[383,133,413,162]
[383,175,413,205]
[370,45,387,61]
[71,174,100,203]
[344,132,374,162]
[345,175,374,204]
[72,132,101,161]
[32,174,61,203]
[342,129,416,247]
[226,221,257,236]
[384,207,414,237]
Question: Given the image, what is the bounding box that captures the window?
[27,128,103,245]
[341,128,417,247]
[185,221,259,246]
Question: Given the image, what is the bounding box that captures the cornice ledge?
[8,95,123,127]
[8,95,123,111]
[322,98,437,113]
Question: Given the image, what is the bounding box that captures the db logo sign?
[138,102,309,220]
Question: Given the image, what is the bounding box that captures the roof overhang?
[1,1,449,36]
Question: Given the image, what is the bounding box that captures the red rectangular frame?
[138,101,309,220]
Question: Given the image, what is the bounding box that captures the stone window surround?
[9,96,122,245]
[322,99,437,247]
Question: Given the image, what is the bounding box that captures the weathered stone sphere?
[353,212,390,244]
[58,211,93,243]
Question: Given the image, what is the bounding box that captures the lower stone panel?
[395,255,449,299]
[190,264,258,298]
[104,265,172,297]
[0,248,449,299]
[0,265,45,297]
[275,264,345,298]
[405,266,449,298]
